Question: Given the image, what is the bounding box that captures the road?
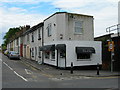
[1,53,119,89]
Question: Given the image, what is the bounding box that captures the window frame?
[38,28,41,40]
[47,23,52,37]
[31,32,34,42]
[76,53,91,61]
[74,21,83,34]
[32,48,34,57]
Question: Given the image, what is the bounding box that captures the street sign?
[108,41,114,52]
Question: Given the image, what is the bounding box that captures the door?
[57,50,66,68]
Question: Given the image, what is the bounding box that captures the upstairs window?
[47,23,52,37]
[74,21,83,34]
[27,34,29,42]
[38,28,41,40]
[16,39,19,46]
[31,32,34,42]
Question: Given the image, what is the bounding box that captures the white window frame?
[38,28,41,40]
[74,21,83,34]
[31,32,34,42]
[47,23,52,37]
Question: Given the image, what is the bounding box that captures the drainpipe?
[42,25,44,64]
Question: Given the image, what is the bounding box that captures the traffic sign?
[108,41,114,52]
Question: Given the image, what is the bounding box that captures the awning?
[76,47,95,54]
[55,44,66,51]
[40,45,55,51]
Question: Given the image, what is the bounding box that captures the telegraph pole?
[106,24,120,72]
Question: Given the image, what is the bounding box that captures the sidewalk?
[21,57,120,78]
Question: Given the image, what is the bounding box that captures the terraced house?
[7,12,102,68]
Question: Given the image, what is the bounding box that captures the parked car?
[8,51,21,60]
[4,50,9,56]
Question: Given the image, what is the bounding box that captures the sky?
[0,0,119,45]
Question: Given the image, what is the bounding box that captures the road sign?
[108,41,114,52]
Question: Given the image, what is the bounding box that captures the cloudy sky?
[0,0,119,45]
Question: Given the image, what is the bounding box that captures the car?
[8,51,21,60]
[4,50,9,56]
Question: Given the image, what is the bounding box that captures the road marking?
[0,59,2,61]
[94,76,120,79]
[25,69,33,74]
[3,62,13,71]
[3,61,28,82]
[14,71,28,82]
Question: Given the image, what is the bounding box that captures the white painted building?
[40,12,102,68]
[7,12,102,68]
[22,23,44,63]
[42,41,101,68]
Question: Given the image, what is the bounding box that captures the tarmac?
[21,57,120,79]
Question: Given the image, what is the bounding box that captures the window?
[51,51,55,59]
[31,32,34,42]
[32,48,34,57]
[38,47,41,58]
[47,23,52,37]
[45,51,50,59]
[16,39,19,46]
[38,28,41,40]
[74,21,83,34]
[27,34,29,42]
[77,53,91,59]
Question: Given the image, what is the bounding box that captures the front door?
[57,50,66,68]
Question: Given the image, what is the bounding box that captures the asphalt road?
[1,53,119,89]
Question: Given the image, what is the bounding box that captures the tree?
[3,27,20,46]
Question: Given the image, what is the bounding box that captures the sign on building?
[108,41,114,52]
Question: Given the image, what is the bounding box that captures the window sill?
[74,33,83,35]
[51,59,55,61]
[77,59,91,61]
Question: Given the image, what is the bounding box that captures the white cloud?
[51,0,118,37]
[0,7,47,33]
[0,0,119,40]
[0,0,55,4]
[9,7,27,12]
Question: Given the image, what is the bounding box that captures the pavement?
[21,57,120,78]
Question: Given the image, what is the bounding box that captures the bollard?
[97,63,100,75]
[71,62,73,74]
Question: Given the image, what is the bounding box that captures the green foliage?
[3,27,20,46]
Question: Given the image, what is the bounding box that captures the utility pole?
[106,24,120,72]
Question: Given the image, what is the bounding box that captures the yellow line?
[94,76,120,79]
